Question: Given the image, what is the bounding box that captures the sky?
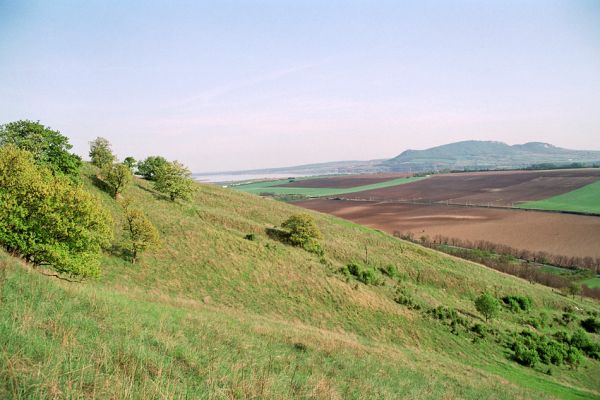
[1,1,599,172]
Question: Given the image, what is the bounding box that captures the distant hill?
[207,140,600,177]
[385,140,600,172]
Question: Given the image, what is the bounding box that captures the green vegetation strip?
[517,180,600,214]
[233,176,427,197]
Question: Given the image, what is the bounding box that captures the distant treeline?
[394,232,600,300]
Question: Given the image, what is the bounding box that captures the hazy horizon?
[1,1,599,172]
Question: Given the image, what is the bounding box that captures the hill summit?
[385,140,600,172]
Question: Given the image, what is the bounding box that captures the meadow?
[517,180,600,214]
[1,167,599,399]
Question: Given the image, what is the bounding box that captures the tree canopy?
[281,213,322,254]
[154,160,197,201]
[105,163,133,199]
[122,202,159,263]
[89,137,115,170]
[474,292,501,322]
[0,145,113,278]
[0,120,82,178]
[136,156,168,180]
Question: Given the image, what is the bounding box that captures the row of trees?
[399,232,600,274]
[88,138,197,202]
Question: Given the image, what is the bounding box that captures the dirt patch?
[342,169,600,206]
[296,199,600,259]
[275,173,412,189]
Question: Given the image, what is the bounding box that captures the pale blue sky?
[1,1,599,171]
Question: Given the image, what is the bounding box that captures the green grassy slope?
[233,176,426,197]
[517,180,600,213]
[1,166,599,399]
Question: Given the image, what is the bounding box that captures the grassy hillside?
[234,176,425,197]
[1,166,599,399]
[518,181,600,214]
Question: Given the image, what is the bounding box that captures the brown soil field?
[296,199,600,259]
[343,169,600,206]
[275,173,412,188]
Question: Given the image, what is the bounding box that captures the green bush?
[581,317,600,334]
[394,288,421,310]
[511,330,570,367]
[280,214,323,255]
[0,145,113,277]
[501,295,532,312]
[344,261,382,285]
[471,323,487,338]
[378,264,399,279]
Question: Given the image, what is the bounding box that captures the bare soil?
[296,199,600,258]
[342,169,600,206]
[275,173,412,189]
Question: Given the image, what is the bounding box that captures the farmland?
[339,169,600,209]
[295,200,600,259]
[233,174,425,197]
[518,180,600,214]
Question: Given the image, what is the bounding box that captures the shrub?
[280,214,323,255]
[0,145,112,277]
[394,288,421,310]
[475,292,501,322]
[581,317,600,334]
[345,261,381,285]
[513,340,541,367]
[471,323,487,338]
[379,264,399,279]
[501,295,532,312]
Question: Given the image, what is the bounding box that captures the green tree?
[89,137,115,170]
[0,145,113,278]
[136,156,168,180]
[122,203,159,263]
[0,120,82,178]
[123,156,137,171]
[474,292,500,322]
[281,213,322,251]
[154,160,197,201]
[105,163,133,199]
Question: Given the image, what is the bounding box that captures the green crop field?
[1,166,599,399]
[517,180,600,214]
[233,176,427,197]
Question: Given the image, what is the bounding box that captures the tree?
[281,213,322,251]
[0,145,113,278]
[123,156,137,171]
[136,156,168,180]
[154,160,197,201]
[0,120,82,178]
[105,163,133,199]
[566,282,581,299]
[474,292,500,322]
[89,137,115,170]
[122,203,159,263]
